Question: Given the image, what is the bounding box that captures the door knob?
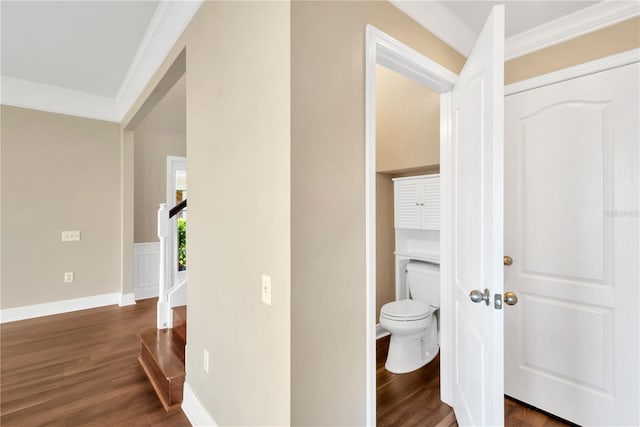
[469,288,490,306]
[504,256,513,266]
[504,291,518,306]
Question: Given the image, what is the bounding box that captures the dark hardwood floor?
[377,335,574,427]
[0,298,190,426]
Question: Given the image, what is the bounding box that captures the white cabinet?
[393,174,440,230]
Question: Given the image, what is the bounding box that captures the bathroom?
[374,63,447,424]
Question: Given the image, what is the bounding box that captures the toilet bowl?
[380,261,440,374]
[380,300,438,373]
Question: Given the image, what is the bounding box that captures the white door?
[445,5,505,426]
[504,63,639,426]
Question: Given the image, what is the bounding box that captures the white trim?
[389,0,476,57]
[438,92,454,406]
[115,1,202,120]
[505,48,640,96]
[505,2,640,60]
[182,382,218,427]
[365,24,457,426]
[0,292,121,323]
[0,76,120,122]
[1,1,202,123]
[376,323,390,339]
[119,293,136,307]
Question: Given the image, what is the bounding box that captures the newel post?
[157,203,170,329]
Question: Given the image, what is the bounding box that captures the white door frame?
[365,25,458,424]
[167,155,187,288]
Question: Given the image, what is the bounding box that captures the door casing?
[364,25,458,424]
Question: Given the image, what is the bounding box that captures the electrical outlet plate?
[62,230,81,242]
[262,274,271,306]
[64,272,74,283]
[203,349,209,373]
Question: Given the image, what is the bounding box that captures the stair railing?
[157,199,187,329]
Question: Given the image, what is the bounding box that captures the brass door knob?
[504,256,513,266]
[504,291,518,306]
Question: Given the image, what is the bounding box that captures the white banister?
[157,203,171,329]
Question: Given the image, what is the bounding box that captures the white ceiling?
[1,1,159,97]
[440,1,599,38]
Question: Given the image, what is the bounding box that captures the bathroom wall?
[375,65,441,320]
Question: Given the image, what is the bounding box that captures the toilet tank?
[406,261,440,307]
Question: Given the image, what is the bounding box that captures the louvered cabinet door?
[420,176,440,230]
[394,179,420,229]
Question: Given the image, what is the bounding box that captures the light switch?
[262,274,271,306]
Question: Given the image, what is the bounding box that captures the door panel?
[448,5,504,426]
[394,179,421,229]
[505,63,639,426]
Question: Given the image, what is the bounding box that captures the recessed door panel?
[521,102,609,283]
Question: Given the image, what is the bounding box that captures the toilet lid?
[380,300,434,321]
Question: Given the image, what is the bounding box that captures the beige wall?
[133,75,186,243]
[124,2,291,424]
[506,17,640,84]
[291,2,463,424]
[376,64,440,172]
[1,106,121,309]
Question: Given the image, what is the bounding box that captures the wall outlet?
[64,272,74,283]
[203,349,210,373]
[62,230,81,242]
[262,274,271,306]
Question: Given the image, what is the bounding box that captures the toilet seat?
[380,299,435,321]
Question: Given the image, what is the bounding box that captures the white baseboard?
[182,382,218,427]
[119,293,136,307]
[376,323,390,339]
[0,292,124,323]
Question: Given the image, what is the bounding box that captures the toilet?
[380,261,440,374]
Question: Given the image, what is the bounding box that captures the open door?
[444,5,505,426]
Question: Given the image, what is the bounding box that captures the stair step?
[138,328,185,411]
[172,322,187,348]
[173,305,187,325]
[172,306,187,346]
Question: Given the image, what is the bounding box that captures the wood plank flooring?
[0,298,190,426]
[376,335,575,427]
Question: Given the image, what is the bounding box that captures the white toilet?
[380,261,440,374]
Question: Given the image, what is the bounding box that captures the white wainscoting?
[134,242,160,300]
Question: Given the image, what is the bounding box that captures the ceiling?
[1,1,159,97]
[440,1,599,38]
[0,1,636,122]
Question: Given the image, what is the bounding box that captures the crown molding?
[505,1,640,60]
[1,1,202,123]
[115,0,202,121]
[0,76,120,122]
[389,0,476,57]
